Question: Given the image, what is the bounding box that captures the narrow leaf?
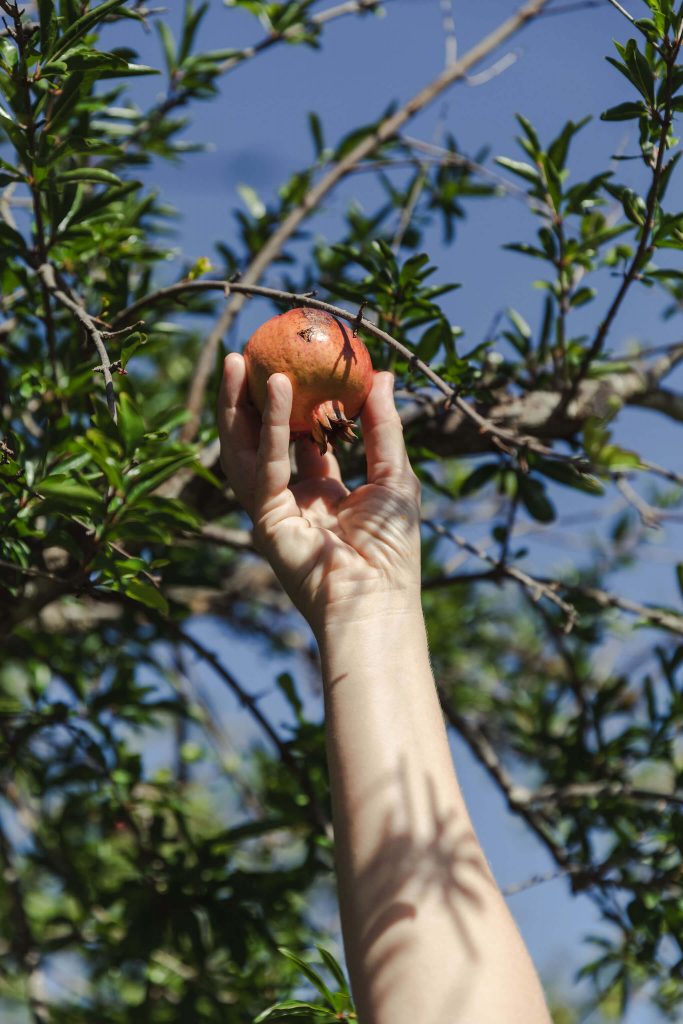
[55,167,122,185]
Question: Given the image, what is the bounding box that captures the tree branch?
[425,567,683,638]
[631,386,683,422]
[0,819,49,1024]
[216,0,383,75]
[112,277,572,460]
[178,0,551,442]
[113,276,683,484]
[437,694,579,882]
[166,620,332,836]
[424,519,579,628]
[37,263,119,422]
[1,2,59,384]
[572,33,682,386]
[524,780,683,810]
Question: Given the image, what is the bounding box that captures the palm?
[218,356,420,627]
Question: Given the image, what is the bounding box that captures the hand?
[217,353,422,635]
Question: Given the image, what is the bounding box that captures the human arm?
[218,354,551,1024]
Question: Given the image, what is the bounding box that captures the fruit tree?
[1,1,683,1021]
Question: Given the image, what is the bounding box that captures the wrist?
[314,587,427,671]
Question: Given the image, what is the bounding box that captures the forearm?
[316,596,551,1024]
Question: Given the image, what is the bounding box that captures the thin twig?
[639,458,683,489]
[168,621,331,837]
[613,473,663,528]
[424,519,579,628]
[0,558,66,583]
[502,864,588,897]
[216,0,383,75]
[560,581,683,636]
[439,0,457,67]
[604,0,637,27]
[1,2,59,385]
[401,135,552,215]
[438,694,578,879]
[425,564,683,638]
[391,161,431,251]
[466,51,518,86]
[0,820,50,1024]
[37,264,118,422]
[166,652,265,816]
[572,33,682,388]
[111,277,565,460]
[179,0,551,442]
[524,780,683,809]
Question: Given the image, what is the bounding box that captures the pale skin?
[218,354,552,1024]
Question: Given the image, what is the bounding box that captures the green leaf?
[0,221,27,252]
[516,114,542,157]
[255,1001,334,1022]
[603,446,643,471]
[124,453,197,504]
[44,71,85,133]
[538,294,553,363]
[308,111,324,157]
[120,332,147,368]
[503,242,547,260]
[123,578,169,615]
[676,564,683,601]
[38,474,102,509]
[276,673,303,719]
[495,156,539,185]
[547,116,590,172]
[606,42,655,104]
[315,948,350,995]
[61,47,127,70]
[507,308,531,348]
[238,183,266,219]
[601,101,647,121]
[459,462,499,497]
[624,38,655,104]
[55,167,123,185]
[534,458,604,495]
[156,20,177,73]
[335,119,381,160]
[417,319,449,362]
[570,286,596,308]
[52,0,130,60]
[518,476,556,523]
[178,1,209,64]
[37,0,57,56]
[117,392,146,453]
[277,948,335,1010]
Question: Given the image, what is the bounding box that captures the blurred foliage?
[1,0,683,1021]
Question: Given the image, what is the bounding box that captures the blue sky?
[103,2,683,1020]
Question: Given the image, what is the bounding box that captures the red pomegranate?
[244,307,374,454]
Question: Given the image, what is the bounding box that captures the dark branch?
[37,264,118,422]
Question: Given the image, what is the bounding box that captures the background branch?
[37,264,119,422]
[178,0,551,442]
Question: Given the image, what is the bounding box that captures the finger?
[294,436,344,484]
[361,371,414,488]
[254,373,299,526]
[217,353,260,516]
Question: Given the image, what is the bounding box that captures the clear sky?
[105,2,683,1021]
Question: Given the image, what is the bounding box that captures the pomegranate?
[244,307,374,454]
